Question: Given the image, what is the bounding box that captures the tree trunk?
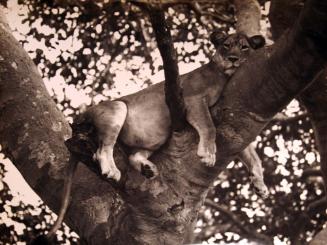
[269,1,327,243]
[234,0,262,36]
[269,0,327,196]
[1,0,327,244]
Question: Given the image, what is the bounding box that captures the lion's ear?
[248,35,266,49]
[210,30,227,48]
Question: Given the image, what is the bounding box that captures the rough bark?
[300,73,327,194]
[269,0,327,196]
[1,0,327,244]
[269,0,304,40]
[0,9,131,245]
[269,1,327,243]
[234,0,261,36]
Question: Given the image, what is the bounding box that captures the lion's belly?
[119,83,171,150]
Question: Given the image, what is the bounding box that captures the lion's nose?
[228,56,239,63]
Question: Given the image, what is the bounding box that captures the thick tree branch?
[147,4,186,131]
[234,0,261,36]
[269,3,327,244]
[0,9,133,245]
[269,0,304,40]
[300,73,327,196]
[270,0,327,203]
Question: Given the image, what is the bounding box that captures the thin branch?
[271,112,309,123]
[301,168,323,180]
[132,0,228,4]
[291,196,327,244]
[307,196,327,216]
[262,112,309,135]
[53,0,229,9]
[205,200,273,244]
[205,199,249,234]
[147,3,186,131]
[189,2,235,24]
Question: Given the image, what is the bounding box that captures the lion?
[79,31,268,197]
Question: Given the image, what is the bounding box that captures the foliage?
[0,0,326,244]
[0,160,79,244]
[16,0,233,117]
[198,106,326,244]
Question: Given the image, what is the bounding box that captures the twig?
[147,3,186,131]
[301,168,323,180]
[263,112,308,139]
[271,112,309,123]
[307,196,327,215]
[204,199,273,244]
[205,199,249,234]
[131,0,230,4]
[291,196,327,244]
[189,2,235,24]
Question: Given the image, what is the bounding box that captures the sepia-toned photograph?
[0,0,327,244]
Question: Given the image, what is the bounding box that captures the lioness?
[80,32,268,197]
[31,32,269,244]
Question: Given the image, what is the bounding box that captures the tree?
[1,0,327,244]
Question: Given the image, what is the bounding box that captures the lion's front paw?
[98,157,121,181]
[95,149,121,182]
[197,142,217,167]
[101,167,121,182]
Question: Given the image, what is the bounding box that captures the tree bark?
[269,0,304,40]
[1,0,327,244]
[234,0,262,36]
[0,9,133,245]
[269,0,327,200]
[268,1,327,243]
[148,4,186,131]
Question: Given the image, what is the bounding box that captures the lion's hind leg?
[238,145,269,198]
[129,149,158,179]
[91,101,127,181]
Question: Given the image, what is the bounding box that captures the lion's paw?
[101,168,121,182]
[197,142,217,167]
